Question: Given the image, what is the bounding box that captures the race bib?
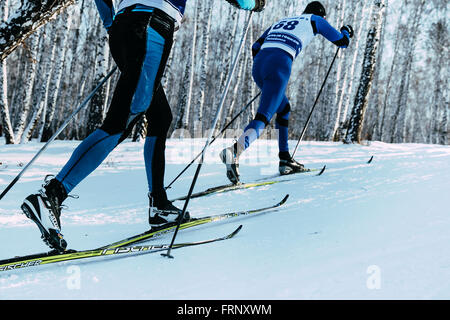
[261,14,315,58]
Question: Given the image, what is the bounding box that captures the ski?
[170,180,280,202]
[255,165,327,182]
[0,226,243,272]
[170,166,324,202]
[103,194,289,249]
[0,195,289,272]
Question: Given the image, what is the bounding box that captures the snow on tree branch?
[0,0,75,62]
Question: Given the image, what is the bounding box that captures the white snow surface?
[0,138,449,300]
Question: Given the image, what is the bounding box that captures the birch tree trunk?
[41,15,71,142]
[324,0,346,140]
[345,0,386,144]
[86,20,110,135]
[214,7,238,129]
[37,23,58,141]
[331,0,368,141]
[13,34,39,142]
[390,0,426,143]
[428,20,448,144]
[194,0,213,134]
[22,101,44,142]
[0,0,15,144]
[378,2,405,142]
[175,1,198,137]
[225,50,244,126]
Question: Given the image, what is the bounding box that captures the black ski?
[0,226,242,272]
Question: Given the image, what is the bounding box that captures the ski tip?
[367,156,374,164]
[317,165,326,176]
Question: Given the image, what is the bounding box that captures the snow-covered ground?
[0,138,449,299]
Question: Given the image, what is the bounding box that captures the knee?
[147,109,172,137]
[276,102,291,128]
[100,117,127,136]
[254,112,270,127]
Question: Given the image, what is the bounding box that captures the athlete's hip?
[252,48,293,85]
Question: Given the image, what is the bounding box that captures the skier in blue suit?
[21,0,266,251]
[220,1,353,184]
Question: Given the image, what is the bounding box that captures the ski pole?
[291,48,340,159]
[162,11,254,259]
[0,66,118,201]
[165,91,261,190]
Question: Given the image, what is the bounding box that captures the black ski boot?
[278,151,308,175]
[220,144,241,185]
[148,193,190,229]
[21,176,68,252]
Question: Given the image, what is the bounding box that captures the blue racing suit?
[237,14,351,153]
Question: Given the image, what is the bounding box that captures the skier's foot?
[148,194,190,229]
[278,151,308,175]
[21,176,68,252]
[220,145,240,184]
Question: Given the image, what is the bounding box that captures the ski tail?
[172,225,242,249]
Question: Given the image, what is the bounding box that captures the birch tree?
[174,2,198,137]
[428,19,449,144]
[0,0,15,144]
[13,34,39,142]
[41,14,72,142]
[213,6,238,129]
[331,0,369,141]
[389,0,426,143]
[194,0,213,134]
[345,0,386,144]
[86,20,110,135]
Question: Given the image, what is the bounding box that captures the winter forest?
[0,0,448,146]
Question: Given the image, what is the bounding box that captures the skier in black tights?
[21,0,266,251]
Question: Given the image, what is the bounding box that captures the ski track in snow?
[0,139,449,299]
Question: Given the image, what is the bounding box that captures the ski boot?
[148,193,190,229]
[21,176,68,252]
[220,145,240,185]
[278,151,308,175]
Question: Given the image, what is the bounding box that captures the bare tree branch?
[0,0,75,62]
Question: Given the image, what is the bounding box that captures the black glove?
[253,0,266,12]
[340,25,354,38]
